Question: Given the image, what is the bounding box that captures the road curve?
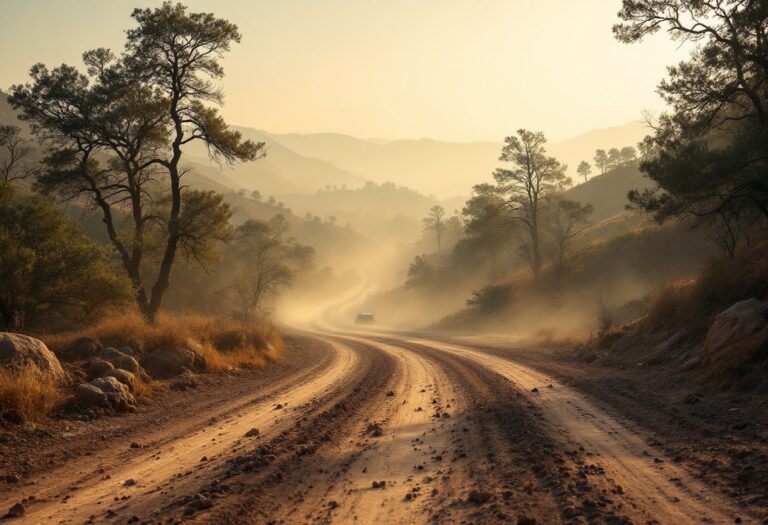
[0,337,360,524]
[1,327,756,524]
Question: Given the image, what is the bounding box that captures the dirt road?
[0,328,758,524]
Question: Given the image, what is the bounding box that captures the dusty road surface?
[0,328,760,524]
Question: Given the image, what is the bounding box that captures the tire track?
[195,337,398,524]
[394,333,748,524]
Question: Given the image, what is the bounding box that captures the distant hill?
[565,163,655,222]
[266,132,499,197]
[185,127,365,197]
[264,122,650,198]
[548,121,650,183]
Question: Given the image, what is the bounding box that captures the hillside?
[565,163,655,222]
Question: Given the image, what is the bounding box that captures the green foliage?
[0,184,131,330]
[576,161,592,183]
[9,1,266,322]
[406,256,435,289]
[467,284,514,313]
[231,218,315,319]
[616,0,768,250]
[176,190,234,268]
[492,129,570,276]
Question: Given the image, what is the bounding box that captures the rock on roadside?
[0,332,66,382]
[704,298,768,371]
[142,344,206,379]
[76,376,136,412]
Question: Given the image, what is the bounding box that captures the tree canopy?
[616,0,768,249]
[10,2,266,323]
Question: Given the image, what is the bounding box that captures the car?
[355,312,375,324]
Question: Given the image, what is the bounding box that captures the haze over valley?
[1,2,767,524]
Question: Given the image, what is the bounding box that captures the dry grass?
[43,311,283,372]
[0,367,68,424]
[644,240,768,336]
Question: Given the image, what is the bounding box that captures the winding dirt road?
[0,326,758,524]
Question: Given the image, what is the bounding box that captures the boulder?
[76,376,136,413]
[90,377,136,412]
[76,382,109,408]
[100,348,141,374]
[64,337,103,361]
[705,298,768,370]
[105,369,137,392]
[0,333,65,382]
[142,345,206,379]
[86,358,115,379]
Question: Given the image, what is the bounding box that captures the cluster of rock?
[0,332,208,417]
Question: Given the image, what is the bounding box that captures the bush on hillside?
[644,240,768,337]
[0,184,132,331]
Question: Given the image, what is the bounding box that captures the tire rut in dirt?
[381,337,634,525]
[181,338,398,524]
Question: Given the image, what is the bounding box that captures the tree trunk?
[146,89,184,325]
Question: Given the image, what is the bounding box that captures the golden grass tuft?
[0,367,68,424]
[42,311,283,373]
[644,239,768,336]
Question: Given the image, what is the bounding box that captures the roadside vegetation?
[0,3,304,426]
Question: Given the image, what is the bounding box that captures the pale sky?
[0,0,685,142]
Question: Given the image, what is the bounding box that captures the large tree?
[493,130,570,277]
[10,3,265,323]
[615,0,768,240]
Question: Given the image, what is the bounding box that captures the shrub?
[0,367,67,424]
[43,312,283,372]
[0,184,132,331]
[644,239,768,337]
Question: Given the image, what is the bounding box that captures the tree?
[11,3,265,324]
[251,189,262,201]
[11,53,172,321]
[577,161,592,183]
[405,255,434,288]
[493,129,569,277]
[619,146,637,165]
[545,199,593,277]
[231,218,314,319]
[0,184,131,330]
[423,205,446,253]
[593,149,609,173]
[125,2,264,322]
[0,125,37,183]
[460,184,517,278]
[616,0,768,241]
[607,148,622,169]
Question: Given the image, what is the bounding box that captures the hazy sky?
[0,0,686,142]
